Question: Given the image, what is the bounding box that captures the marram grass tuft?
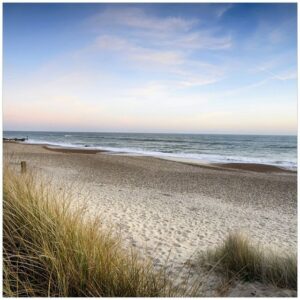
[3,167,179,297]
[202,233,297,290]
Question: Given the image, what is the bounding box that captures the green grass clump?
[3,167,176,297]
[203,233,297,290]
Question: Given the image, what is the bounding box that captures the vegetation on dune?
[3,167,179,297]
[202,233,297,290]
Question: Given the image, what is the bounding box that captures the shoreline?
[5,141,296,174]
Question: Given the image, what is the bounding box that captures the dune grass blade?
[203,233,297,290]
[3,167,178,297]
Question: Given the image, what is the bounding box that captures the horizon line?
[3,129,297,137]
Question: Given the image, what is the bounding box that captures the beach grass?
[3,166,180,297]
[202,233,297,290]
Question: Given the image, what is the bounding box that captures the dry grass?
[3,166,183,297]
[202,233,297,290]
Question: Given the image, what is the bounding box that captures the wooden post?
[21,161,27,174]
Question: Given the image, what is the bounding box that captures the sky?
[3,3,297,135]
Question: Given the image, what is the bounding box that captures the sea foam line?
[24,139,297,170]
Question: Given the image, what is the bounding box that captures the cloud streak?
[258,67,297,81]
[90,7,197,33]
[88,6,232,88]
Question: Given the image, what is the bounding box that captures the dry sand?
[4,142,297,296]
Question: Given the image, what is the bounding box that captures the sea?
[3,131,297,170]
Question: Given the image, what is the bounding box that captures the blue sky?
[3,3,297,134]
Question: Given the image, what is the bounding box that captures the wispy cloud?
[94,35,185,66]
[161,30,232,50]
[87,7,231,88]
[258,67,297,81]
[90,7,232,50]
[214,4,234,18]
[90,7,197,33]
[93,34,226,87]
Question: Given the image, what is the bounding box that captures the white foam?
[25,139,297,170]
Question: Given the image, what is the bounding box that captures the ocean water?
[4,131,297,170]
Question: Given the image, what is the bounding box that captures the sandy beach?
[4,142,297,296]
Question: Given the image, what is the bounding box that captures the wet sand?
[3,142,297,296]
[43,146,107,154]
[215,162,295,173]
